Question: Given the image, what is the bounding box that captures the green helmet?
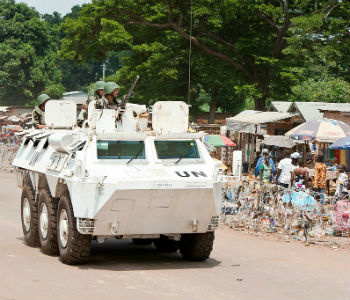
[94,81,105,92]
[104,82,119,95]
[37,94,50,106]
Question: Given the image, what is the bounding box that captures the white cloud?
[18,0,91,16]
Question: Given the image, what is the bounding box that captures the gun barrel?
[121,75,139,108]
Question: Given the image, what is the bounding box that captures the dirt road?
[0,172,348,300]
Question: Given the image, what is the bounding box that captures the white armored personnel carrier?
[13,99,222,264]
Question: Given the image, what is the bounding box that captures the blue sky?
[18,0,90,15]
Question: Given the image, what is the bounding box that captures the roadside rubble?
[0,144,18,172]
[222,177,350,249]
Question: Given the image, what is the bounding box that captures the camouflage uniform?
[95,96,119,109]
[77,82,105,127]
[95,81,120,109]
[32,94,50,129]
[32,106,45,129]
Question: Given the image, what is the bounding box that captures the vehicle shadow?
[78,239,221,271]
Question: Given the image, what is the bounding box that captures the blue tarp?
[283,191,319,211]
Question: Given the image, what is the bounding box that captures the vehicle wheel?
[153,235,179,252]
[180,232,215,261]
[132,238,153,245]
[38,189,59,255]
[21,184,39,247]
[57,191,91,264]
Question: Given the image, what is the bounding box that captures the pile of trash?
[0,144,19,172]
[222,177,350,244]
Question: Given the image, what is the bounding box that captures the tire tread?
[58,191,91,265]
[180,232,215,261]
[21,184,39,247]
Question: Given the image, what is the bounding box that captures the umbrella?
[330,136,350,149]
[203,140,216,153]
[4,125,23,132]
[203,135,235,147]
[285,119,350,142]
[263,135,296,148]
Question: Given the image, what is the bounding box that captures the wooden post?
[248,125,257,174]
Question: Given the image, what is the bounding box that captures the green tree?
[60,1,251,120]
[0,0,62,105]
[43,5,123,92]
[291,77,350,103]
[59,0,309,111]
[60,0,350,112]
[281,0,350,101]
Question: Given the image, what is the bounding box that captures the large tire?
[21,184,39,247]
[180,232,215,261]
[38,189,59,255]
[153,235,179,252]
[132,238,153,245]
[57,191,91,265]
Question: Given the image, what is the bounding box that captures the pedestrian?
[313,155,326,204]
[32,94,50,129]
[291,158,309,191]
[335,164,349,200]
[290,152,300,172]
[255,149,275,177]
[259,154,275,184]
[253,151,260,169]
[276,150,292,188]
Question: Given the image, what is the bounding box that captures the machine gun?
[120,75,139,110]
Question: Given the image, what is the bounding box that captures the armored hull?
[14,101,223,264]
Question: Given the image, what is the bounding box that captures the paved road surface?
[0,172,348,300]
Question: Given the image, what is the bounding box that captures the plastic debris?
[222,177,350,247]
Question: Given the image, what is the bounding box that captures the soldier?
[32,93,50,129]
[81,81,105,111]
[95,81,119,109]
[78,81,105,127]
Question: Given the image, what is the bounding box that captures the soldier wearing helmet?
[78,81,105,127]
[95,82,120,109]
[32,93,50,129]
[81,81,105,111]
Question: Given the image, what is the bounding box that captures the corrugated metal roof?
[226,111,296,133]
[229,111,295,124]
[263,135,296,148]
[317,103,350,112]
[270,101,293,113]
[289,102,324,121]
[288,102,350,121]
[233,110,258,118]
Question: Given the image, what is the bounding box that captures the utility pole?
[101,63,106,81]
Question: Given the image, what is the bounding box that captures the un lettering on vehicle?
[175,171,207,178]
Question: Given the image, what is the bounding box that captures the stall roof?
[288,102,323,121]
[226,111,295,133]
[287,102,350,121]
[263,135,296,148]
[269,101,293,113]
[318,103,350,112]
[228,111,294,124]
